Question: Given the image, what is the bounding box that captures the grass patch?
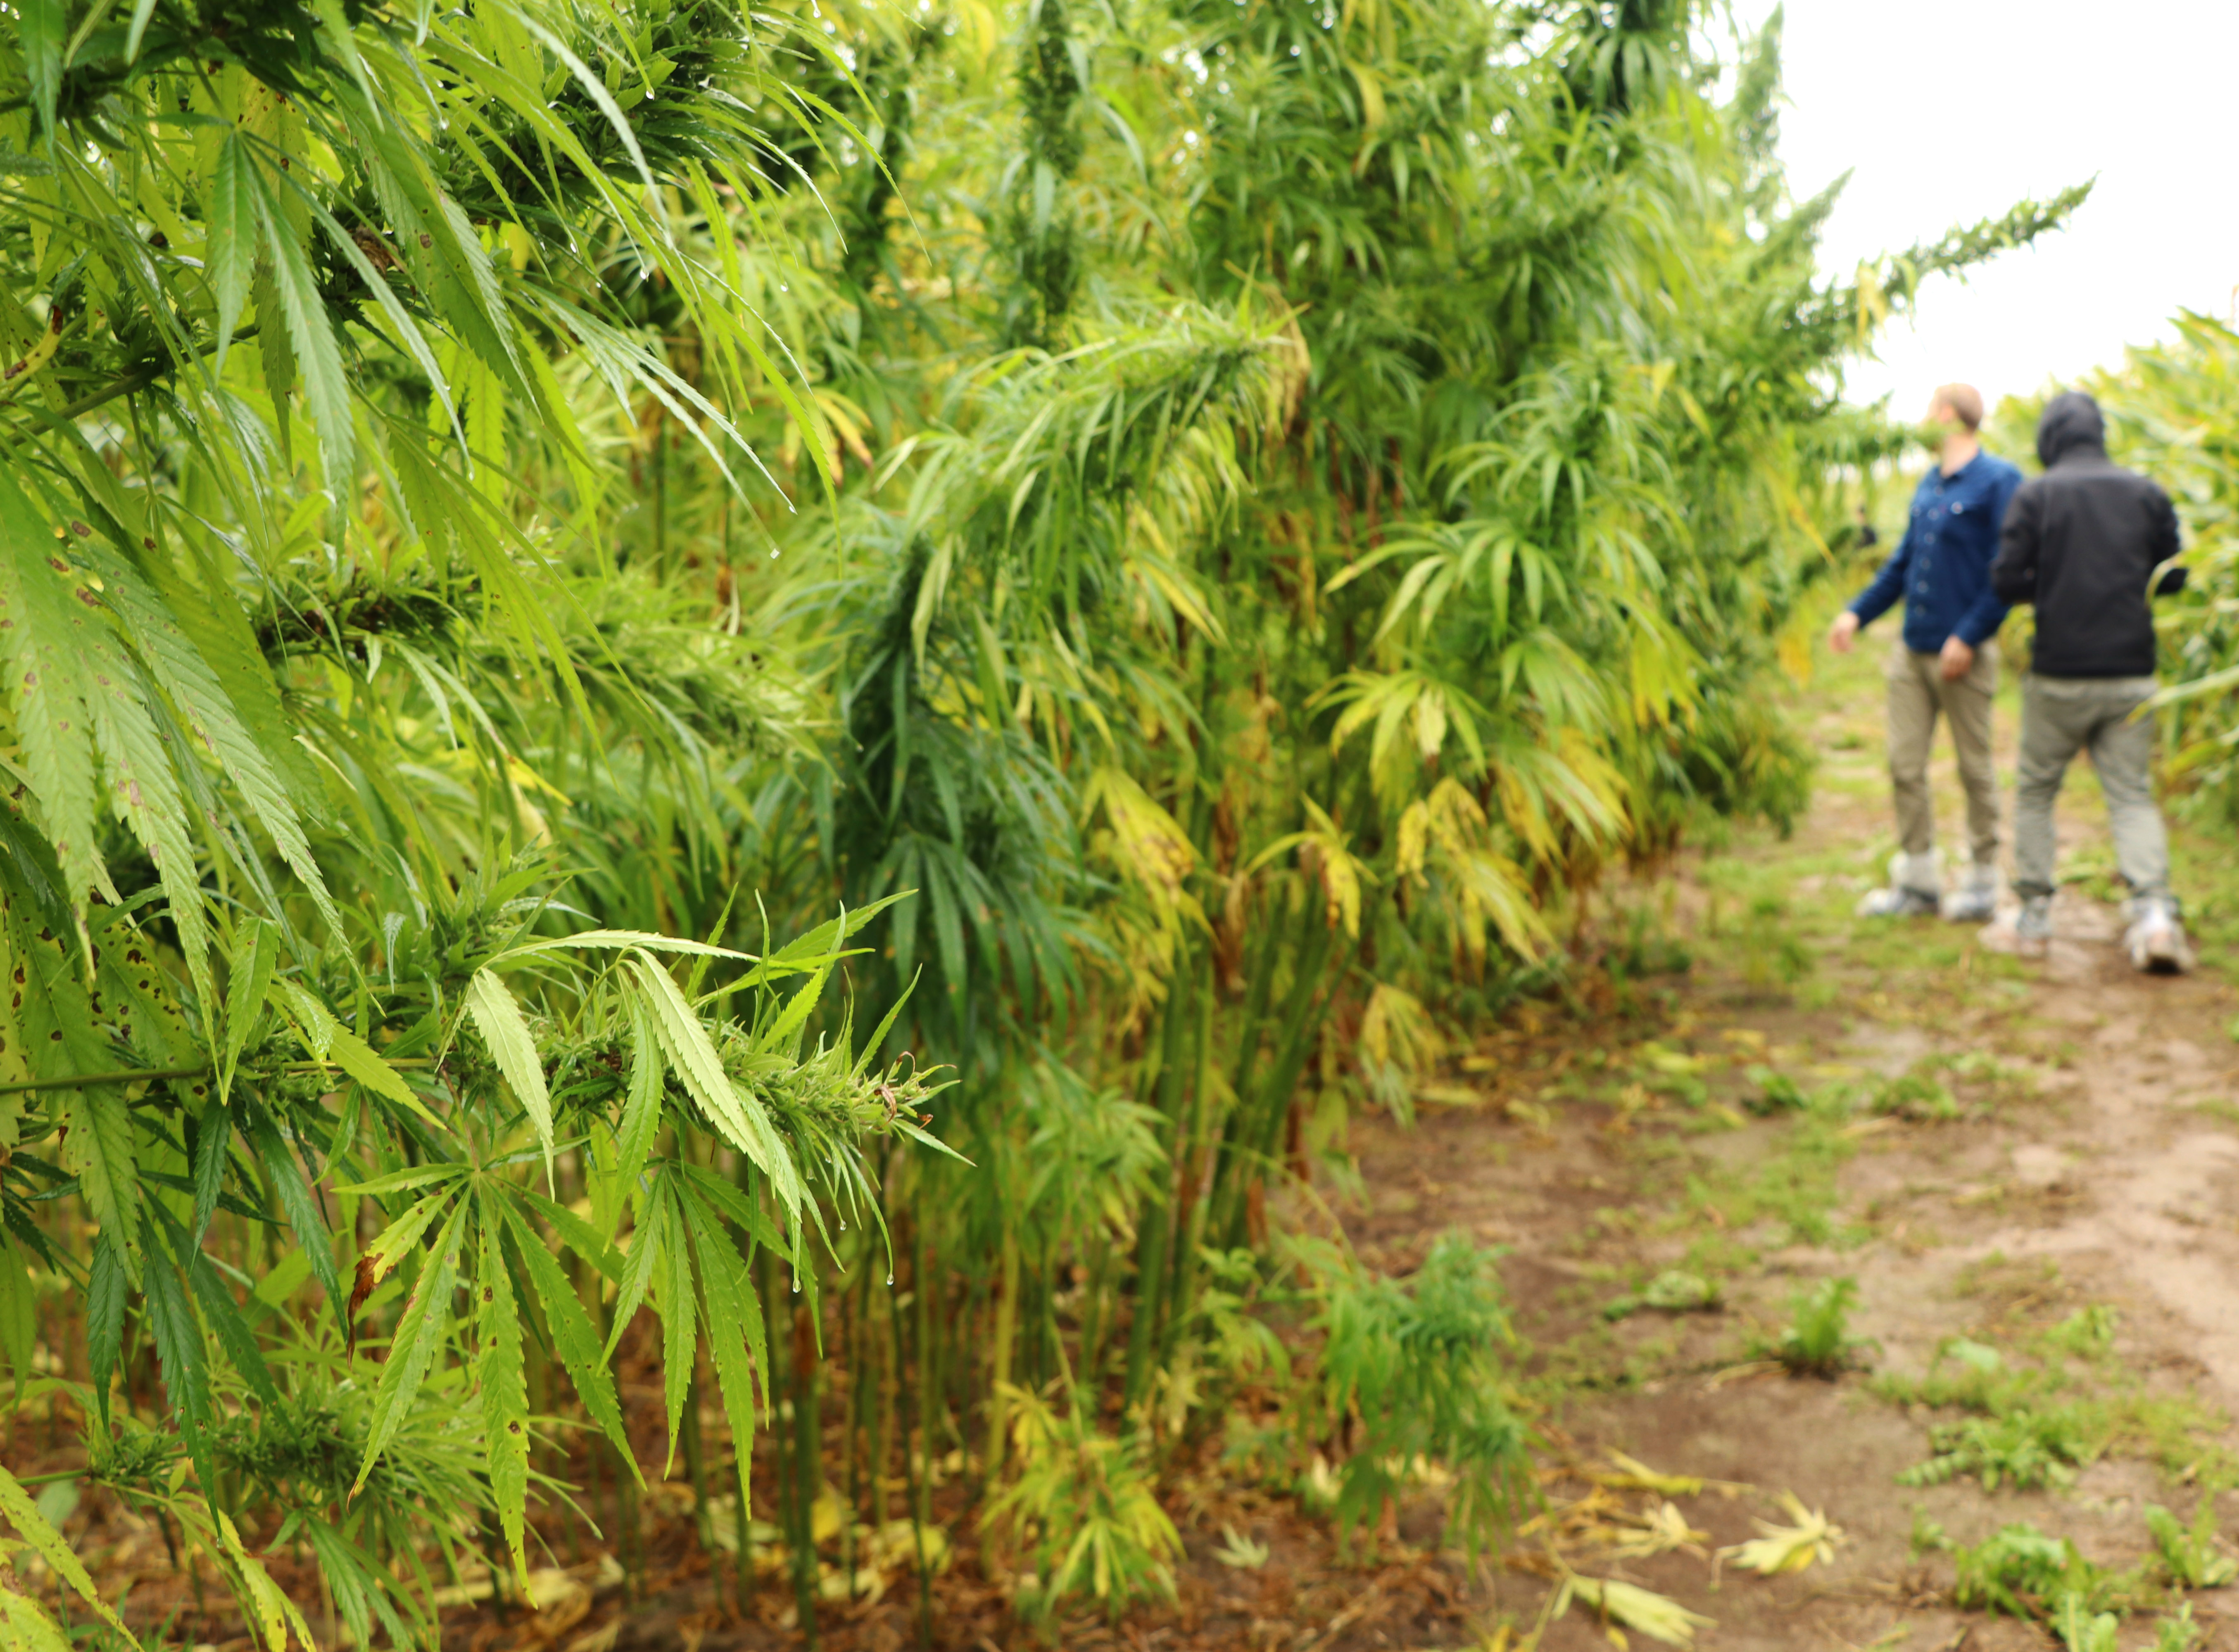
[1679,1109,1862,1252]
[1876,1306,2237,1490]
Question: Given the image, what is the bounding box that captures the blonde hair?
[1934,383,1985,432]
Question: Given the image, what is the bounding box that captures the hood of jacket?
[2037,391,2107,468]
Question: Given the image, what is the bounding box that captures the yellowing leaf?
[1611,1500,1710,1561]
[0,1463,127,1635]
[1592,1451,1703,1497]
[1717,1493,1842,1577]
[1559,1574,1713,1649]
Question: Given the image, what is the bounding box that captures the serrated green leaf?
[187,1238,279,1405]
[333,1163,466,1199]
[19,0,61,139]
[616,991,664,1196]
[738,893,910,987]
[476,1197,532,1586]
[497,1198,631,1461]
[353,1200,464,1495]
[354,1186,459,1301]
[657,1188,696,1473]
[515,1188,621,1282]
[72,529,340,927]
[247,1105,343,1320]
[208,138,257,378]
[222,919,278,1102]
[86,1233,124,1425]
[128,533,334,876]
[466,967,551,1175]
[0,462,102,903]
[492,928,759,966]
[252,184,353,491]
[124,0,159,60]
[628,951,803,1226]
[762,959,831,1051]
[188,1106,233,1251]
[0,1463,126,1634]
[681,1187,765,1447]
[77,625,212,1000]
[0,1589,71,1652]
[326,1016,440,1127]
[58,1086,138,1260]
[142,1233,211,1459]
[0,1239,31,1399]
[605,1170,667,1360]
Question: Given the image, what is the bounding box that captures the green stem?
[790,1291,822,1650]
[1123,956,1197,1408]
[899,1223,935,1652]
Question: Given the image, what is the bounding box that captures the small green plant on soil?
[1292,1232,1532,1564]
[2146,1498,2238,1589]
[2055,1592,2121,1652]
[1870,1071,1960,1123]
[1921,1050,2041,1108]
[1735,893,1815,993]
[1602,1270,1721,1321]
[1881,1315,2237,1488]
[1944,1522,2148,1620]
[1764,1277,1870,1376]
[1899,1409,2097,1491]
[986,1386,1182,1626]
[1741,1064,1809,1115]
[1683,1108,1862,1255]
[2156,1603,2206,1652]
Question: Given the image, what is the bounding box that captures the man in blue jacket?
[1829,385,2023,920]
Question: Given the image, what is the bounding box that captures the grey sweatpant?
[2012,674,2170,902]
[1886,640,2000,875]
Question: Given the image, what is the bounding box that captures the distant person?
[1989,391,2191,970]
[1829,385,2022,921]
[1853,504,1879,552]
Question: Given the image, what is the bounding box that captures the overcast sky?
[1730,0,2239,422]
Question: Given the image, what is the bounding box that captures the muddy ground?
[1308,640,2239,1650]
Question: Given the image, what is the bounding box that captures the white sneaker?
[1858,885,1940,918]
[1858,850,1940,918]
[2124,897,2193,975]
[2011,893,2052,960]
[1943,866,1999,924]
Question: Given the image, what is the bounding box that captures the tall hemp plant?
[0,0,953,1646]
[666,0,2094,1625]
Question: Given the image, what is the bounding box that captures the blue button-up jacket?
[1848,451,2024,652]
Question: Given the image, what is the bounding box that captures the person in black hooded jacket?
[1989,391,2191,970]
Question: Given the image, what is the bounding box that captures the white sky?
[1730,0,2239,421]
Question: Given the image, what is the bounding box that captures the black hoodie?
[1990,391,2183,678]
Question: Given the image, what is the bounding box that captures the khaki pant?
[2013,674,2170,902]
[1886,640,1999,875]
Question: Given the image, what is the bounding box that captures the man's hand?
[1828,611,1860,654]
[1939,636,1976,681]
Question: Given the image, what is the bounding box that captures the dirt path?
[1327,647,2239,1649]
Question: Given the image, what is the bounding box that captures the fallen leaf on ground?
[1610,1501,1710,1561]
[1716,1492,1843,1577]
[1213,1524,1270,1569]
[1591,1452,1703,1496]
[1557,1573,1714,1648]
